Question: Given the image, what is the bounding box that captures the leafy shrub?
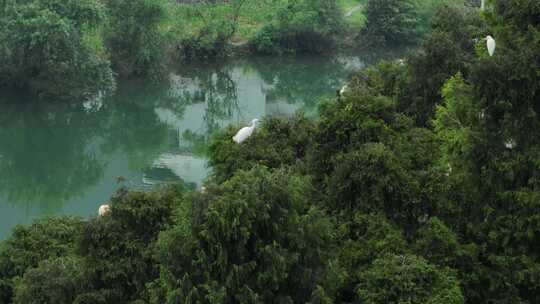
[327,143,424,229]
[104,0,171,77]
[153,166,334,303]
[175,1,244,59]
[14,257,83,304]
[75,185,186,302]
[356,254,464,304]
[0,217,84,303]
[361,0,419,46]
[249,0,344,54]
[208,114,316,183]
[0,0,114,99]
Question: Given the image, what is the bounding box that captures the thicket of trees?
[0,0,348,98]
[0,0,115,99]
[248,0,344,54]
[0,0,172,98]
[1,0,539,303]
[0,0,450,99]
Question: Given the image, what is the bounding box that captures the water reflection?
[0,98,106,212]
[0,52,394,238]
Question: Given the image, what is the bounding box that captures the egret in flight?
[233,119,259,144]
[486,35,496,56]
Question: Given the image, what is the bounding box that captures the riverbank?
[172,0,367,59]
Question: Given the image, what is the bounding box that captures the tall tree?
[361,0,419,46]
[152,166,334,303]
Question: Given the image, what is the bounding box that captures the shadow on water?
[0,50,400,239]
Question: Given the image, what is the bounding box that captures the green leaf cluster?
[249,0,344,54]
[0,0,114,99]
[0,0,173,98]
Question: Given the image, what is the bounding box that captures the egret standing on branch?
[486,35,496,56]
[233,119,259,144]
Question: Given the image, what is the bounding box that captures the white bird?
[98,204,111,217]
[339,84,349,96]
[505,139,516,149]
[486,35,496,56]
[233,119,259,144]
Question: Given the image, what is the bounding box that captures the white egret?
[444,163,453,177]
[486,35,496,56]
[339,84,349,96]
[98,204,111,217]
[233,119,259,144]
[505,139,516,149]
[478,109,486,120]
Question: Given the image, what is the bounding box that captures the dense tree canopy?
[361,0,419,46]
[0,0,114,98]
[151,166,334,303]
[249,0,344,54]
[104,0,171,76]
[1,0,540,303]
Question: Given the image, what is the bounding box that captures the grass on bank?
[340,0,366,27]
[170,0,367,47]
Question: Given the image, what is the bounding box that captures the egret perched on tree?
[339,84,349,96]
[486,35,496,56]
[98,204,111,217]
[337,84,349,101]
[233,119,259,144]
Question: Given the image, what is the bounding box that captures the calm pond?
[0,52,395,239]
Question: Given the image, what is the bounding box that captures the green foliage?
[402,4,482,125]
[356,254,464,304]
[249,0,344,54]
[361,0,419,46]
[104,0,171,76]
[310,79,440,229]
[431,2,540,301]
[433,73,478,189]
[0,185,186,304]
[14,257,83,304]
[75,185,186,302]
[413,0,474,37]
[312,86,405,177]
[153,166,333,303]
[0,0,114,99]
[327,143,423,229]
[175,1,243,59]
[333,213,407,301]
[1,1,540,303]
[0,217,84,302]
[414,217,462,267]
[0,0,173,97]
[208,115,316,183]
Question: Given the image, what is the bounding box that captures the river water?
[0,52,395,239]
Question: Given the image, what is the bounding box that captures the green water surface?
[0,53,393,239]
